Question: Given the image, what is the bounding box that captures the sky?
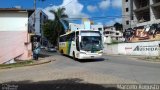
[0,0,122,26]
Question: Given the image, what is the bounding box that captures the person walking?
[33,42,40,60]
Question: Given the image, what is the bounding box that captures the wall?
[0,12,32,64]
[104,41,160,56]
[104,44,118,55]
[0,12,28,31]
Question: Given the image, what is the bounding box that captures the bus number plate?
[91,56,94,58]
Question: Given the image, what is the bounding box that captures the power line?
[62,0,74,7]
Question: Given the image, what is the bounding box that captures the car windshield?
[80,36,102,52]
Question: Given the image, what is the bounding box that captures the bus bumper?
[77,53,103,59]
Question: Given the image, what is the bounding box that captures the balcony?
[134,0,149,9]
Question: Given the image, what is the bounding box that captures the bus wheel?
[60,50,63,55]
[73,52,76,60]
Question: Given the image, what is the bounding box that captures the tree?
[50,7,69,37]
[114,22,123,32]
[42,7,69,46]
[48,7,69,47]
[42,20,57,46]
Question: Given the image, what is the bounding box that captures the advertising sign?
[124,24,160,42]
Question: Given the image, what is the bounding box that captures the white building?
[104,26,124,43]
[69,21,104,35]
[29,9,48,45]
[69,21,105,43]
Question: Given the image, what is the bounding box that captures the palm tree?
[50,7,69,47]
[50,7,69,37]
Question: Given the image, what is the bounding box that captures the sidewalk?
[104,54,160,62]
[29,57,54,66]
[0,53,55,69]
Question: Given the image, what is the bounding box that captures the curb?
[0,59,54,69]
[25,59,52,66]
[104,54,160,63]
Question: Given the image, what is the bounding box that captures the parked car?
[40,46,45,49]
[47,47,56,52]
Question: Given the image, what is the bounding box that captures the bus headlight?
[80,52,86,54]
[98,51,103,54]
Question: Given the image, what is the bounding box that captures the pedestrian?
[33,42,40,60]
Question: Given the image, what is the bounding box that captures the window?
[76,31,80,51]
[98,28,102,31]
[60,36,66,42]
[69,32,75,41]
[105,31,110,34]
[116,33,119,35]
[126,8,129,12]
[131,16,134,20]
[126,21,129,25]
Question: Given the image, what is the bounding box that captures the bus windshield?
[80,31,102,52]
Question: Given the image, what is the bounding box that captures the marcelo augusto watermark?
[1,84,18,90]
[1,84,160,90]
[117,84,160,90]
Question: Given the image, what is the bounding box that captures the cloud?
[43,0,88,20]
[97,22,103,25]
[112,0,122,8]
[87,5,98,12]
[106,18,122,26]
[99,0,111,10]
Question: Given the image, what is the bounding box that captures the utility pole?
[34,0,36,33]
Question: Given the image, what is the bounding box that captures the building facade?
[29,9,48,46]
[0,8,34,64]
[104,26,124,43]
[122,0,160,30]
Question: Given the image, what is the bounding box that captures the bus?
[59,29,103,60]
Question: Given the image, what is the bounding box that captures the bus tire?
[73,52,76,60]
[60,50,63,55]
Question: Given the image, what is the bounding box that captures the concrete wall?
[0,12,32,64]
[0,12,28,31]
[104,41,160,56]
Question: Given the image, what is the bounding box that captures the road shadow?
[39,54,51,58]
[2,78,120,90]
[61,54,105,63]
[77,58,105,63]
[39,50,56,58]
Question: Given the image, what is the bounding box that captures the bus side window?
[60,36,66,42]
[76,31,80,51]
[71,32,75,41]
[60,37,63,42]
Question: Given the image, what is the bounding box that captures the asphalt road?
[1,50,160,85]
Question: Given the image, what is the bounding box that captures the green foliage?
[114,22,123,32]
[42,20,57,46]
[42,7,69,46]
[50,7,68,35]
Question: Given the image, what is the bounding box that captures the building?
[104,26,124,43]
[29,9,48,46]
[0,8,34,64]
[69,21,105,43]
[122,0,160,30]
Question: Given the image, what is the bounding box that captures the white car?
[47,47,56,52]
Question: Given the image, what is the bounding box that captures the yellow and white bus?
[59,29,103,59]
